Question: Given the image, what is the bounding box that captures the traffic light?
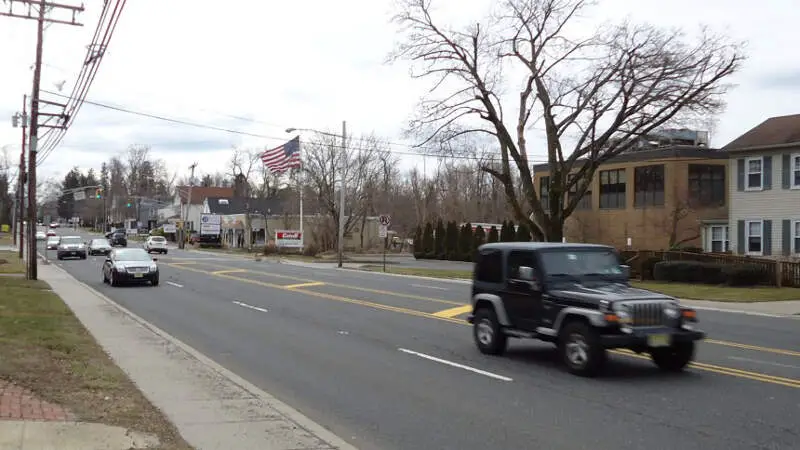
[126,201,132,207]
[95,188,102,199]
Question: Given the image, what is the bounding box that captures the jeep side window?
[507,250,537,280]
[475,250,503,283]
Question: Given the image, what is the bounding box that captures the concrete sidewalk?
[36,263,357,449]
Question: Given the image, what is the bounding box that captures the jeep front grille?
[628,302,667,327]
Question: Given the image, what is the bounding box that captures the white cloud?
[1,0,799,184]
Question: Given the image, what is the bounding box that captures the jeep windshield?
[539,249,625,278]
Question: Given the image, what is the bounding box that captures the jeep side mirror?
[620,264,631,279]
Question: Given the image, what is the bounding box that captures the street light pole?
[337,120,346,268]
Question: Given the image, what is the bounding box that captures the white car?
[143,236,168,254]
[46,236,60,250]
[36,231,47,241]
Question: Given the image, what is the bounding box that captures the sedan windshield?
[60,237,83,245]
[114,249,152,261]
[91,239,109,245]
[539,249,624,277]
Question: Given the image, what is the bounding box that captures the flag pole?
[298,138,304,246]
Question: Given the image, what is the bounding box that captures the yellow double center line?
[167,262,800,389]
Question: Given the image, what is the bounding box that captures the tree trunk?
[541,215,565,243]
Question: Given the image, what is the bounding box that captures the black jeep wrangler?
[466,242,705,377]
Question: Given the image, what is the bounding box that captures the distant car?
[87,238,112,256]
[36,231,47,241]
[102,248,159,286]
[49,222,59,229]
[46,230,56,237]
[143,235,168,254]
[46,236,60,250]
[109,231,127,247]
[56,236,87,260]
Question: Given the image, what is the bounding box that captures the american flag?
[261,136,302,174]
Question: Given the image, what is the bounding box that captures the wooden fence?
[620,250,800,288]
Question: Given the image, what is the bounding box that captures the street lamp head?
[285,128,297,133]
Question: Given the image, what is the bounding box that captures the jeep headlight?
[616,309,632,324]
[663,302,680,319]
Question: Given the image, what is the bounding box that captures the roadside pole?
[379,214,390,273]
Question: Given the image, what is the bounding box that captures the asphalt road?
[40,231,800,450]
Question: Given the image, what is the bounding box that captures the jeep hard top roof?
[478,242,615,252]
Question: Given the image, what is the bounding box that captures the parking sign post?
[378,215,391,272]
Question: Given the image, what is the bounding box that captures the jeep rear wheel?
[650,341,695,372]
[559,321,606,377]
[473,308,507,356]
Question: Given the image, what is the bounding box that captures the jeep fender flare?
[471,293,511,326]
[551,307,607,334]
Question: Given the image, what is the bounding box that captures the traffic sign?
[378,224,388,238]
[379,214,391,227]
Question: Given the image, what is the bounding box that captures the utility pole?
[337,120,347,268]
[180,162,197,249]
[2,0,84,280]
[12,95,28,259]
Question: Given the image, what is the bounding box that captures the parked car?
[109,231,127,247]
[143,235,168,254]
[87,238,112,256]
[46,236,60,250]
[467,242,705,377]
[56,236,87,260]
[102,248,159,286]
[49,222,59,228]
[46,230,56,237]
[36,230,47,241]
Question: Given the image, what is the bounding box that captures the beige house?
[725,114,800,258]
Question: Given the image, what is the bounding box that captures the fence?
[620,250,800,288]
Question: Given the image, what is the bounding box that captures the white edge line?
[166,281,183,288]
[232,300,268,313]
[42,263,356,450]
[398,348,512,382]
[341,267,471,285]
[411,284,449,291]
[689,305,797,319]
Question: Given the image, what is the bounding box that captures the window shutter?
[782,154,791,189]
[782,219,792,256]
[736,220,745,254]
[763,220,772,255]
[736,159,744,191]
[763,156,772,190]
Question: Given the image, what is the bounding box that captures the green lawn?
[356,265,800,302]
[631,281,800,302]
[0,276,192,449]
[0,250,25,274]
[0,233,12,246]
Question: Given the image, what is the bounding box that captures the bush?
[302,243,319,257]
[412,225,423,259]
[422,222,435,258]
[640,256,662,280]
[434,219,446,259]
[652,261,727,284]
[263,244,278,255]
[724,264,771,286]
[487,226,499,243]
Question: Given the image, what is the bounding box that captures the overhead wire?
[36,0,127,167]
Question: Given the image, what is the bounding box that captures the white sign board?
[163,224,176,233]
[275,230,303,248]
[200,214,221,235]
[73,191,85,201]
[379,215,391,227]
[378,224,388,238]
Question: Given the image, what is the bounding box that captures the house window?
[539,176,550,210]
[634,164,665,207]
[599,169,626,209]
[794,221,800,254]
[709,225,729,253]
[745,157,763,190]
[567,174,592,210]
[745,220,762,255]
[792,154,800,189]
[688,164,725,207]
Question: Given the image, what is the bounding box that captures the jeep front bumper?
[600,329,705,349]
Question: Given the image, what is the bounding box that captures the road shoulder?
[39,261,358,450]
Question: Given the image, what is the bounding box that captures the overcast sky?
[1,0,799,184]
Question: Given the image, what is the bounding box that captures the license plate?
[134,273,143,278]
[647,334,671,347]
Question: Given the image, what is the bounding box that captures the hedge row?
[413,219,531,262]
[652,261,770,286]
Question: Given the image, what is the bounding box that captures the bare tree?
[390,0,744,241]
[660,197,702,250]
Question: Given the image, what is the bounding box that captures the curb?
[44,262,358,450]
[341,267,471,285]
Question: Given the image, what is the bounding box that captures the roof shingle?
[723,114,800,151]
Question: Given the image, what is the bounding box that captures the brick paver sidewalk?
[0,379,73,421]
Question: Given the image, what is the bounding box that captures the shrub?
[302,243,319,257]
[263,244,278,255]
[640,256,662,280]
[653,261,727,284]
[413,225,423,259]
[515,223,532,242]
[434,219,446,259]
[459,223,473,261]
[487,226,499,243]
[445,221,460,260]
[422,222,435,258]
[724,264,771,286]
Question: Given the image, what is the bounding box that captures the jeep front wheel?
[559,321,606,377]
[473,308,507,356]
[650,341,695,372]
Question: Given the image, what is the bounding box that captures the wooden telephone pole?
[1,0,83,279]
[180,163,198,250]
